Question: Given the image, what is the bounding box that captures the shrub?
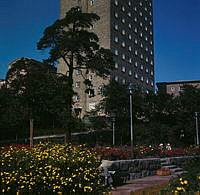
[166,159,200,193]
[0,143,108,193]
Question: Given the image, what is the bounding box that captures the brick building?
[58,0,155,116]
[156,80,200,97]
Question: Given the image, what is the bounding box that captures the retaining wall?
[109,155,200,180]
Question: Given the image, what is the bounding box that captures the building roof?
[157,80,200,85]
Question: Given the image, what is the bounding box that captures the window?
[98,85,104,95]
[134,39,138,44]
[145,17,147,21]
[114,12,118,18]
[128,12,131,17]
[140,54,143,59]
[122,6,125,12]
[90,0,94,6]
[171,87,175,91]
[150,31,152,35]
[141,76,144,81]
[114,36,118,42]
[115,62,118,69]
[151,81,154,86]
[145,36,148,41]
[150,21,152,26]
[122,29,126,35]
[89,102,96,111]
[145,57,148,62]
[115,75,118,82]
[89,88,96,97]
[150,71,153,76]
[146,90,149,94]
[89,75,93,81]
[129,70,132,76]
[145,7,147,11]
[115,0,118,6]
[149,11,152,16]
[146,68,149,73]
[134,6,137,11]
[134,17,137,22]
[139,2,142,6]
[135,61,138,67]
[135,50,138,55]
[135,73,138,78]
[121,41,126,47]
[140,65,144,70]
[122,18,125,24]
[129,58,132,63]
[140,32,143,37]
[128,1,131,6]
[114,49,118,55]
[128,23,132,29]
[122,54,126,60]
[128,46,132,51]
[140,22,143,27]
[150,50,153,55]
[134,28,138,33]
[128,34,132,40]
[146,78,149,84]
[122,78,126,84]
[121,66,126,72]
[145,46,148,52]
[139,12,143,17]
[77,69,81,75]
[179,86,184,91]
[140,43,143,48]
[75,81,80,88]
[114,24,118,30]
[150,60,153,65]
[76,95,80,101]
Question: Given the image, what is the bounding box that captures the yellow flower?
[184,180,188,184]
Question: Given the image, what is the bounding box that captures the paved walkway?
[111,174,177,195]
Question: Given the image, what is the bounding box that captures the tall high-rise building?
[58,0,155,116]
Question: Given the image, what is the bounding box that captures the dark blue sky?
[0,0,200,83]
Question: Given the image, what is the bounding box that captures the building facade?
[0,79,5,88]
[58,0,155,116]
[156,80,200,97]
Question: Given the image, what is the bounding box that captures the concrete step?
[174,171,188,175]
[160,162,171,166]
[161,165,177,169]
[170,167,183,173]
[160,159,168,162]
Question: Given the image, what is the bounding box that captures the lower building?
[156,80,200,96]
[0,79,5,88]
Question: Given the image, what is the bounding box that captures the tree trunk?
[30,119,33,146]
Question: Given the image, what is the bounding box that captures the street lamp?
[195,112,199,145]
[128,83,134,158]
[111,112,116,145]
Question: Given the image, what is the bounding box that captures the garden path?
[111,174,177,195]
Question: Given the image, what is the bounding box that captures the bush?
[0,143,108,193]
[166,159,200,193]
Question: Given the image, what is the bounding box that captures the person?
[98,159,115,189]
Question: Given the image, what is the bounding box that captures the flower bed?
[95,145,200,160]
[0,143,108,194]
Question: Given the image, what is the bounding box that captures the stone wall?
[108,156,200,180]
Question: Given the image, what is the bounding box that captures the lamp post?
[128,84,134,158]
[195,112,199,145]
[111,112,116,145]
